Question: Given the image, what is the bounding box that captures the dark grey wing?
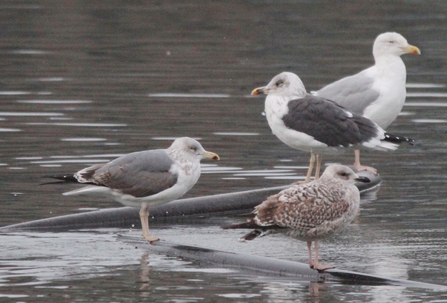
[282,94,380,147]
[316,73,379,116]
[92,149,178,198]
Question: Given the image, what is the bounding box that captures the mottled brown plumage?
[224,164,370,271]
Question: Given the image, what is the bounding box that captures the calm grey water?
[1,0,447,302]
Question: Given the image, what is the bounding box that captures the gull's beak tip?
[204,151,220,161]
[406,44,421,55]
[251,87,265,96]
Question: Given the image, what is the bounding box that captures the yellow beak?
[203,151,220,161]
[251,87,265,95]
[403,44,421,55]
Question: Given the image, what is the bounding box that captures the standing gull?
[315,32,420,173]
[223,164,370,271]
[251,71,402,183]
[45,137,219,243]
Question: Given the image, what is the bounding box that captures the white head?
[168,137,220,162]
[320,164,370,185]
[251,72,307,99]
[372,32,421,59]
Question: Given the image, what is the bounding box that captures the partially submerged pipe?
[122,237,447,290]
[0,170,380,231]
[0,185,288,231]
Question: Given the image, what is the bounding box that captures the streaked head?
[321,164,370,184]
[251,72,307,99]
[169,137,220,161]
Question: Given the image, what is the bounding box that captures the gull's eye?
[389,40,396,44]
[339,172,349,177]
[276,80,284,87]
[190,146,198,152]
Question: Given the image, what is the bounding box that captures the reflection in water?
[1,0,447,302]
[138,252,151,296]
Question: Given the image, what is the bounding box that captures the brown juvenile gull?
[44,137,219,243]
[315,32,420,173]
[251,71,411,183]
[223,164,370,271]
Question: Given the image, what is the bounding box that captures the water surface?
[1,0,447,302]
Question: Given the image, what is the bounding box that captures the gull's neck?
[167,149,200,177]
[374,54,406,74]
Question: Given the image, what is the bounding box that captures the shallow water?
[1,0,447,302]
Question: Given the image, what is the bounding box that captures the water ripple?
[406,83,445,88]
[412,119,447,123]
[213,132,259,136]
[61,138,107,142]
[0,91,31,95]
[406,92,447,98]
[405,102,447,107]
[17,100,92,104]
[24,123,127,127]
[148,93,230,98]
[0,112,64,117]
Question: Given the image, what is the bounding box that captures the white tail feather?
[62,186,110,196]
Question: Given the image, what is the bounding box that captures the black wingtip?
[40,174,77,185]
[384,133,416,145]
[239,230,263,242]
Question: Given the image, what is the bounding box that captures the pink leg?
[139,203,160,243]
[293,153,315,185]
[314,154,322,180]
[307,241,313,268]
[353,150,378,175]
[311,241,332,271]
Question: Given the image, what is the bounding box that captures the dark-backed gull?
[252,71,407,182]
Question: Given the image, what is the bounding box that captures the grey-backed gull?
[315,32,420,173]
[45,137,219,243]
